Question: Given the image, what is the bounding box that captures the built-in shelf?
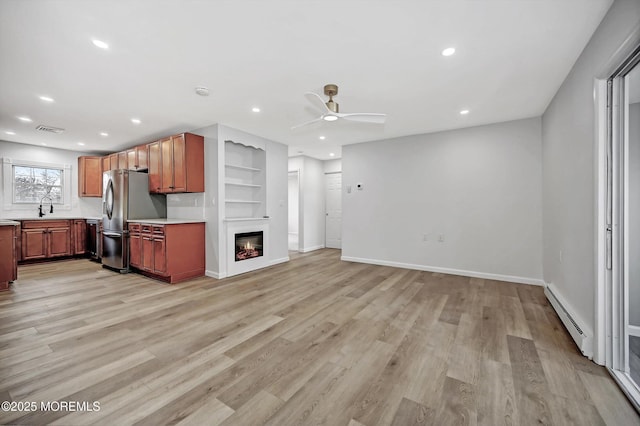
[225,140,266,220]
[225,182,262,188]
[225,163,261,172]
[223,217,270,222]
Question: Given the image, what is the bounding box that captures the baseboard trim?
[545,282,594,359]
[301,245,325,253]
[205,270,225,280]
[270,257,290,266]
[340,256,544,286]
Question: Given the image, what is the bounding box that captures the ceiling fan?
[291,84,386,129]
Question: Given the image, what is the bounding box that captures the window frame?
[2,157,72,212]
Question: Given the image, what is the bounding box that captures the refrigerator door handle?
[103,231,122,238]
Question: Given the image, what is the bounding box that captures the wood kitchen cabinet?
[78,156,103,197]
[102,155,111,172]
[148,140,162,193]
[126,145,149,171]
[128,221,204,283]
[109,153,119,170]
[73,219,86,255]
[149,133,204,194]
[21,220,72,261]
[117,151,127,170]
[0,223,18,291]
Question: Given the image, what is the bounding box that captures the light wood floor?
[0,249,638,425]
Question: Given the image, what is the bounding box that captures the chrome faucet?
[38,195,54,217]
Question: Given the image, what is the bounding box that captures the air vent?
[35,125,65,134]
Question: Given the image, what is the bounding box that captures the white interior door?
[325,172,342,249]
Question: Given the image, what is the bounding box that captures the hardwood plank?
[506,335,553,425]
[390,397,435,425]
[0,251,630,426]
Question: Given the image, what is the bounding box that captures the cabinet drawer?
[129,223,141,233]
[141,225,153,234]
[22,220,69,229]
[152,226,165,236]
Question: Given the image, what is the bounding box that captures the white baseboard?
[270,257,290,266]
[301,245,325,253]
[205,270,225,280]
[545,283,593,358]
[339,256,545,286]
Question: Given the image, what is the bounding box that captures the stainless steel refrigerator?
[102,170,166,272]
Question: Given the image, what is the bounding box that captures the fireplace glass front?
[235,231,263,261]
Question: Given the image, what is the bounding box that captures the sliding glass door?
[608,48,640,407]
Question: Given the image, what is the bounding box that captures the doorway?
[288,171,300,251]
[604,46,640,408]
[325,172,342,249]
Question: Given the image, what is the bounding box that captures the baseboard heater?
[544,284,593,359]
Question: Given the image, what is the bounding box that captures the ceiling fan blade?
[291,116,323,130]
[338,113,387,124]
[304,92,330,113]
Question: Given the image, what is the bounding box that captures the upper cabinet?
[126,144,148,171]
[78,156,103,197]
[150,133,204,194]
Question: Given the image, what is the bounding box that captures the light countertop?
[0,220,20,226]
[127,218,205,225]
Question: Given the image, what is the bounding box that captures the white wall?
[324,159,342,174]
[288,156,326,252]
[189,125,288,276]
[0,140,102,219]
[541,0,640,334]
[342,117,543,284]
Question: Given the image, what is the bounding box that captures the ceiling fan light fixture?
[323,115,338,122]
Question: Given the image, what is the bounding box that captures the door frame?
[594,27,640,409]
[288,169,302,252]
[324,171,342,249]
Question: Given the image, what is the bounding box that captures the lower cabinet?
[21,220,72,260]
[0,224,18,291]
[73,219,86,255]
[128,221,204,283]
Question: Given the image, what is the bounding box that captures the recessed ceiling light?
[92,39,109,49]
[17,116,32,122]
[319,136,326,140]
[323,115,338,122]
[39,96,54,102]
[77,142,85,146]
[329,152,335,157]
[100,132,109,137]
[442,47,456,56]
[5,131,16,135]
[195,87,209,96]
[131,118,141,124]
[252,107,261,113]
[460,109,470,115]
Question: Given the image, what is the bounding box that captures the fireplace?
[235,231,263,261]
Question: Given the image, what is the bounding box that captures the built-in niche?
[224,141,266,219]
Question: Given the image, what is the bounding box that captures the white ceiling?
[0,0,613,160]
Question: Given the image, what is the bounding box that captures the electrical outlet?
[438,234,444,242]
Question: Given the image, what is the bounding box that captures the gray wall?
[342,117,543,283]
[541,0,640,332]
